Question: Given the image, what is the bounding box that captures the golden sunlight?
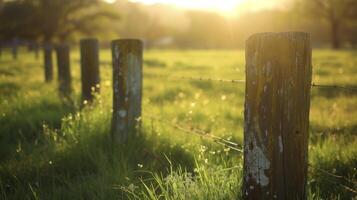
[104,0,117,3]
[129,0,247,14]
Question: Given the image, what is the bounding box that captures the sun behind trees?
[0,0,356,199]
[1,0,356,48]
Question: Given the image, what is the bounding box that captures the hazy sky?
[105,0,287,16]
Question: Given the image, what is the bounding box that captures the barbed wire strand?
[312,83,357,92]
[309,164,357,186]
[143,114,243,153]
[146,74,357,92]
[191,127,240,147]
[145,74,245,84]
[149,115,243,152]
[170,76,246,83]
[310,170,357,194]
[144,113,357,193]
[142,107,241,148]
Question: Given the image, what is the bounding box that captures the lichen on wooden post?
[80,38,100,102]
[43,44,53,82]
[243,32,312,200]
[56,44,72,97]
[111,39,143,143]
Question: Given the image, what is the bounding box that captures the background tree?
[0,0,119,43]
[296,0,357,49]
[0,1,37,41]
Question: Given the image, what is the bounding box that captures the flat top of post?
[247,32,310,43]
[111,39,143,46]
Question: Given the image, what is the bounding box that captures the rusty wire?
[145,74,245,84]
[309,164,357,194]
[143,113,243,153]
[143,112,357,194]
[146,74,357,92]
[311,83,357,92]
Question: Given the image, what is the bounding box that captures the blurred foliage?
[0,0,356,48]
[295,0,357,49]
[113,0,357,49]
[0,0,119,43]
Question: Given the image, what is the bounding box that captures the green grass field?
[0,48,356,199]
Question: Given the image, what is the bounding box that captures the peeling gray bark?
[111,39,143,143]
[243,32,312,200]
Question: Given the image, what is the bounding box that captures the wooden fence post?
[243,32,312,200]
[12,40,18,60]
[34,43,39,60]
[80,38,100,102]
[56,44,72,96]
[43,44,53,82]
[111,39,143,143]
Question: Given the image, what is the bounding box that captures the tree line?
[0,0,356,49]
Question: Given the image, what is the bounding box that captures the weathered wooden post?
[80,38,100,102]
[34,43,40,60]
[243,32,312,200]
[56,44,72,96]
[43,44,53,82]
[12,39,18,60]
[111,39,143,143]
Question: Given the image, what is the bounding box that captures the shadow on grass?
[0,82,20,97]
[309,158,357,200]
[0,129,195,199]
[311,85,357,99]
[189,80,213,90]
[0,99,74,163]
[144,59,167,68]
[150,88,192,104]
[310,123,357,144]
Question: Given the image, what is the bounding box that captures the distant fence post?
[111,39,143,143]
[80,38,100,102]
[243,32,312,199]
[43,44,53,82]
[34,43,39,60]
[56,44,72,96]
[12,40,18,60]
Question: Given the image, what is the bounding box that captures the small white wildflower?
[128,184,136,192]
[224,147,230,152]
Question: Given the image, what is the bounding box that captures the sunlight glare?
[130,0,247,15]
[104,0,117,3]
